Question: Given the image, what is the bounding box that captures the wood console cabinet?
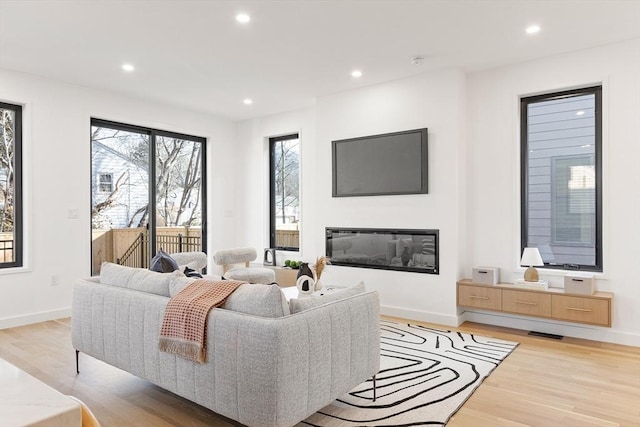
[457,279,613,327]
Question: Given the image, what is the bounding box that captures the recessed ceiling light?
[243,98,253,105]
[122,63,135,72]
[526,25,541,34]
[576,110,585,116]
[351,70,362,78]
[236,13,251,23]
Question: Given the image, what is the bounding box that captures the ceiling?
[1,0,638,121]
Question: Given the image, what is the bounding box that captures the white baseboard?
[381,304,461,327]
[460,309,640,347]
[0,308,71,330]
[2,305,637,347]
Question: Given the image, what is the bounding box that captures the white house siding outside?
[91,141,149,229]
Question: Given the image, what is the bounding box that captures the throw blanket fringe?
[159,279,245,363]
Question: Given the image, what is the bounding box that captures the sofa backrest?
[169,274,289,317]
[100,262,173,297]
[96,263,366,319]
[96,264,290,318]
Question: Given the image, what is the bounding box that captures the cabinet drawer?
[458,285,501,311]
[503,290,552,317]
[551,295,611,326]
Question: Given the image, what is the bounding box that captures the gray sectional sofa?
[71,263,380,427]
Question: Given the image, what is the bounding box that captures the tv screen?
[332,128,428,197]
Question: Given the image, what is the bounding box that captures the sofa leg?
[75,350,79,374]
[372,374,377,402]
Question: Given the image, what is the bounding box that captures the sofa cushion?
[289,281,366,314]
[168,274,289,317]
[100,262,172,297]
[169,273,192,297]
[150,249,179,273]
[224,283,290,317]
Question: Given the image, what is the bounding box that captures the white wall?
[237,69,468,326]
[234,107,316,267]
[466,39,640,345]
[0,69,236,328]
[314,69,467,325]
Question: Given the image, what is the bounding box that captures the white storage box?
[564,273,595,295]
[472,267,500,285]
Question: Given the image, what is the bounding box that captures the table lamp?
[520,247,544,282]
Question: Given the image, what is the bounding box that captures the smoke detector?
[410,56,425,65]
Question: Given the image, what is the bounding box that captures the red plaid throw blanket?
[159,279,245,363]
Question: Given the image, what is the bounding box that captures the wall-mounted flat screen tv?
[332,128,428,197]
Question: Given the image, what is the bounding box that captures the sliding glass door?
[91,119,206,275]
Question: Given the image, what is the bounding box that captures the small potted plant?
[284,259,302,269]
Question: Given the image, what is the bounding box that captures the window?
[91,119,207,274]
[269,134,300,251]
[98,173,113,193]
[0,102,23,268]
[521,86,602,271]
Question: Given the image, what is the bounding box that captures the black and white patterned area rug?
[300,321,518,426]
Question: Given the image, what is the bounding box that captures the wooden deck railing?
[0,239,13,263]
[275,229,299,248]
[92,227,202,274]
[117,232,147,268]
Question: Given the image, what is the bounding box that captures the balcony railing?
[92,227,202,274]
[0,239,13,263]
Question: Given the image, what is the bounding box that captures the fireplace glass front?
[326,227,439,274]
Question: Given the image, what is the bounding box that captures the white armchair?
[213,247,276,284]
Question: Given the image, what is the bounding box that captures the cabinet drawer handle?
[515,301,537,306]
[469,296,489,300]
[566,307,592,313]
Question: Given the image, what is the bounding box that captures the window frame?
[269,133,300,252]
[520,86,603,272]
[0,101,23,269]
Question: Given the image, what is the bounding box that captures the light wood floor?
[0,317,638,427]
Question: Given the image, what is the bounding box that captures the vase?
[296,275,315,297]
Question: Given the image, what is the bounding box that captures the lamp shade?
[520,247,543,267]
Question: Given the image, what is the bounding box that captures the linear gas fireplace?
[326,227,439,274]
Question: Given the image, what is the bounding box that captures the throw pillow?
[289,281,366,314]
[150,249,179,273]
[223,283,290,318]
